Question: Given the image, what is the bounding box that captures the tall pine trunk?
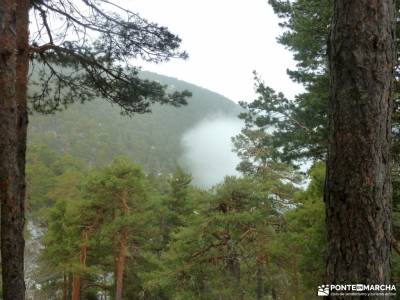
[63,273,68,300]
[114,228,128,300]
[71,275,81,300]
[114,191,130,300]
[226,243,243,300]
[0,0,28,299]
[72,230,89,300]
[16,0,29,216]
[325,0,395,291]
[255,262,264,300]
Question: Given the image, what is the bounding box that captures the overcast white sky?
[115,0,304,103]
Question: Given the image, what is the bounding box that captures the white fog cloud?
[180,116,243,188]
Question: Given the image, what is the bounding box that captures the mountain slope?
[28,71,242,173]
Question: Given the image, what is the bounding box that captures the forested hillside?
[28,71,241,173]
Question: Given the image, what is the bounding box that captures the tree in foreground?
[239,0,398,288]
[83,159,150,300]
[325,0,395,289]
[0,1,190,299]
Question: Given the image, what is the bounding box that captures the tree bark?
[256,255,266,300]
[114,228,128,300]
[63,273,68,300]
[71,230,89,300]
[15,0,29,210]
[226,241,243,300]
[71,275,81,300]
[15,1,29,298]
[67,273,73,300]
[0,0,27,299]
[325,0,395,294]
[114,190,130,300]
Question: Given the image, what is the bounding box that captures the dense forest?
[0,0,399,299]
[25,72,320,299]
[25,147,322,299]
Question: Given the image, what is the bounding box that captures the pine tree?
[0,1,190,298]
[325,0,395,289]
[83,158,150,299]
[268,162,326,299]
[157,175,298,299]
[240,0,400,165]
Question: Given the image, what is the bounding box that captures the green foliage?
[263,1,400,290]
[238,73,328,164]
[30,1,190,115]
[239,0,400,166]
[27,139,329,300]
[26,144,85,221]
[268,162,326,298]
[269,0,331,75]
[234,0,332,165]
[148,172,304,300]
[165,168,193,226]
[23,111,336,300]
[144,140,323,299]
[29,152,87,299]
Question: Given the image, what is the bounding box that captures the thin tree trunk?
[114,228,128,300]
[256,255,265,300]
[71,275,81,300]
[0,0,27,299]
[271,288,277,300]
[325,0,395,293]
[114,190,130,300]
[226,243,243,300]
[68,273,73,300]
[72,230,89,300]
[103,275,108,300]
[63,273,68,300]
